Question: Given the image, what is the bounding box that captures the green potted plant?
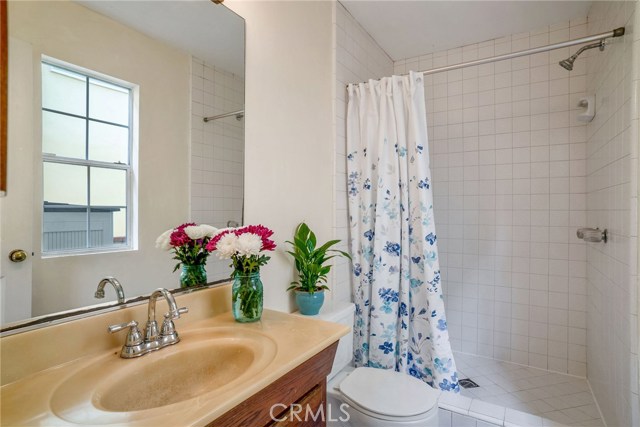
[286,222,351,315]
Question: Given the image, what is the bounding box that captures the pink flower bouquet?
[206,224,276,322]
[156,222,217,272]
[205,224,276,275]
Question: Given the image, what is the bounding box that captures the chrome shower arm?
[572,40,606,60]
[559,39,608,70]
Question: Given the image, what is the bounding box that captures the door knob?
[8,249,28,263]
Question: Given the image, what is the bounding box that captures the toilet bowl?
[306,302,441,427]
[327,366,440,426]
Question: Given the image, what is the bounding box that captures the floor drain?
[459,378,479,389]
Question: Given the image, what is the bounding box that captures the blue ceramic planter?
[295,290,325,315]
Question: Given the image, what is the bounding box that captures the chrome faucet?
[95,277,126,304]
[108,287,188,358]
[144,288,188,350]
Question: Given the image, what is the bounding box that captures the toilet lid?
[338,367,440,417]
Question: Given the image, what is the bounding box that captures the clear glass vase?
[232,272,263,322]
[180,264,207,288]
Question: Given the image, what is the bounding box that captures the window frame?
[40,58,135,257]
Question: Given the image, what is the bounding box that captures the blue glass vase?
[179,264,207,288]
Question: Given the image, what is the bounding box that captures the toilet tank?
[298,301,355,380]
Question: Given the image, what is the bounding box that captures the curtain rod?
[348,27,625,87]
[203,109,244,122]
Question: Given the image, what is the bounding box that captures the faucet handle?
[108,320,146,358]
[108,320,138,334]
[166,306,189,319]
[160,310,185,346]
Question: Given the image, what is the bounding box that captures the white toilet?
[308,302,441,427]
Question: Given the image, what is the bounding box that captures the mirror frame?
[0,279,229,336]
[1,0,7,195]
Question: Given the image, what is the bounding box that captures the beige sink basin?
[50,327,277,424]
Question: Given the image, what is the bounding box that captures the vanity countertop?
[0,286,349,426]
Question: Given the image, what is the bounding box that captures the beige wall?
[226,1,335,312]
[6,1,191,315]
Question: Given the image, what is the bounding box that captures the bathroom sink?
[50,328,277,424]
[97,341,255,411]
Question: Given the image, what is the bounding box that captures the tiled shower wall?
[332,3,393,304]
[190,57,245,281]
[585,2,639,426]
[394,20,592,375]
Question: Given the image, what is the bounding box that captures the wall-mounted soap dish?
[577,95,595,122]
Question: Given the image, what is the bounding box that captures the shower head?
[558,40,606,71]
[559,57,576,71]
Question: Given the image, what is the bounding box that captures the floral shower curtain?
[346,71,459,393]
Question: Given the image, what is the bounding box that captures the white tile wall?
[190,57,244,281]
[584,2,639,426]
[394,19,591,375]
[333,3,393,304]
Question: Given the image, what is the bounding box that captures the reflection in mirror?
[42,60,133,254]
[1,0,245,331]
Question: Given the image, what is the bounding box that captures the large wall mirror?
[1,0,245,330]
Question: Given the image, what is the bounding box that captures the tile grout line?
[585,377,607,427]
[454,350,589,381]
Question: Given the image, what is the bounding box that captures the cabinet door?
[270,382,326,427]
[211,342,338,427]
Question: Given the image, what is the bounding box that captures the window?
[41,60,135,254]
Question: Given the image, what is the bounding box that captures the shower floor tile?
[454,352,604,427]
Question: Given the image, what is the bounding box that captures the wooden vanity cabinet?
[269,382,326,427]
[210,342,338,427]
